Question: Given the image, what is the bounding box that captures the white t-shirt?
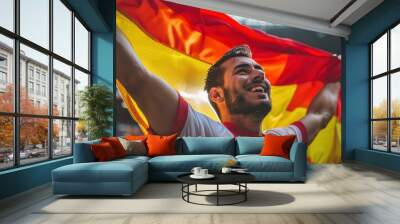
[174,96,307,143]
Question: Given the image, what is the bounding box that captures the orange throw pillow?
[260,135,296,159]
[125,135,147,141]
[91,142,117,161]
[146,133,178,157]
[101,137,127,158]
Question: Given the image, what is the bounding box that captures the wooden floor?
[1,162,400,224]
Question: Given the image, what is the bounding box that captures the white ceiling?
[166,0,384,38]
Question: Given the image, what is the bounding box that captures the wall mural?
[115,0,342,163]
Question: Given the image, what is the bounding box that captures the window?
[53,0,72,60]
[35,70,40,81]
[0,71,6,85]
[0,55,7,67]
[74,68,89,119]
[0,54,7,86]
[75,17,89,70]
[28,81,34,94]
[28,67,34,80]
[0,35,13,113]
[0,0,91,170]
[35,83,40,95]
[20,0,49,49]
[53,59,71,117]
[42,85,46,97]
[371,23,400,154]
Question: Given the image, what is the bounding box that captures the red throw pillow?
[101,137,127,158]
[91,142,118,161]
[260,135,296,159]
[146,133,178,157]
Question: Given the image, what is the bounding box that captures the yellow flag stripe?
[116,79,149,134]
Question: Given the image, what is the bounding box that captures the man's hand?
[116,29,179,135]
[300,82,340,144]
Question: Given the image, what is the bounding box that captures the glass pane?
[20,0,49,49]
[372,33,387,76]
[0,0,14,31]
[391,120,400,153]
[53,59,72,117]
[0,116,13,170]
[20,117,49,165]
[372,121,388,151]
[0,34,14,112]
[391,24,400,70]
[391,72,400,118]
[75,120,88,143]
[372,77,387,119]
[74,69,89,118]
[53,0,71,60]
[74,17,89,70]
[53,119,72,158]
[20,44,49,115]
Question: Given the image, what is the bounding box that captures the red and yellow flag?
[116,0,342,163]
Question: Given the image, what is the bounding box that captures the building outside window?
[371,22,400,154]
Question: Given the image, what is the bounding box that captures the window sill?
[0,156,72,175]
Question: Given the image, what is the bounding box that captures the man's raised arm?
[300,82,341,144]
[116,28,179,135]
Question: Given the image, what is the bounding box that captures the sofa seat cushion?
[149,155,235,172]
[52,159,147,183]
[236,155,293,172]
[116,155,150,163]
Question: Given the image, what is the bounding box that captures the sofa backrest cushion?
[236,137,264,155]
[177,137,235,155]
[73,139,100,163]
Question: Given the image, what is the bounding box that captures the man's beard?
[224,89,271,119]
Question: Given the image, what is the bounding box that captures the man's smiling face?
[220,56,272,117]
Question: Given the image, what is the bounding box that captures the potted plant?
[79,84,113,140]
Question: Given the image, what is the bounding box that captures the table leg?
[217,184,219,206]
[245,183,247,201]
[195,184,197,192]
[188,184,190,202]
[181,184,183,199]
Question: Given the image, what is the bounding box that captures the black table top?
[177,172,255,185]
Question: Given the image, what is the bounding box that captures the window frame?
[0,0,92,171]
[370,20,400,154]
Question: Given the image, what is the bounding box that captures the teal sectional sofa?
[52,137,307,196]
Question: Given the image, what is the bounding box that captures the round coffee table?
[177,173,255,206]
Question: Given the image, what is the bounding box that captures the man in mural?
[116,29,340,145]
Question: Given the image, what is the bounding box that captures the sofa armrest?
[73,140,100,163]
[289,141,307,181]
